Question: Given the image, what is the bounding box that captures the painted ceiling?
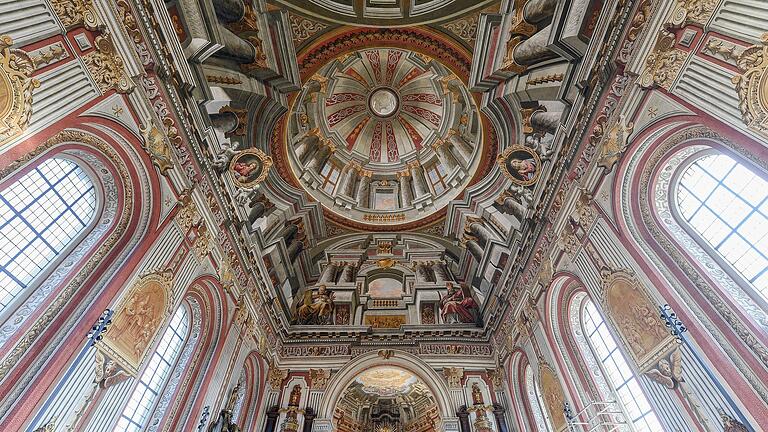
[271,0,499,27]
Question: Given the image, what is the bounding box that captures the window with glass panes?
[0,158,96,313]
[319,162,340,194]
[676,153,768,301]
[115,306,189,432]
[582,299,662,432]
[427,163,447,194]
[524,365,552,432]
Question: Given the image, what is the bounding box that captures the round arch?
[317,350,454,424]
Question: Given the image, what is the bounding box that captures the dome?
[286,47,483,228]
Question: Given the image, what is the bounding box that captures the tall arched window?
[0,158,96,314]
[524,365,552,432]
[675,152,768,301]
[116,305,190,432]
[581,299,661,432]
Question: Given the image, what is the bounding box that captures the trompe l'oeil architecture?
[1,0,767,431]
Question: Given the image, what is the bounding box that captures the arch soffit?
[317,350,453,420]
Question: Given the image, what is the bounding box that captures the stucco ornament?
[140,121,175,174]
[733,33,768,139]
[443,367,464,388]
[597,114,634,172]
[0,35,38,147]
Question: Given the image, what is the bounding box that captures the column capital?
[406,160,422,170]
[319,138,336,152]
[431,137,448,150]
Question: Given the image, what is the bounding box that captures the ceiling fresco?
[270,0,499,27]
[356,367,418,396]
[285,47,483,228]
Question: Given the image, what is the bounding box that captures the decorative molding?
[732,34,768,139]
[640,30,688,90]
[362,213,406,223]
[50,0,99,30]
[82,34,134,94]
[288,13,328,47]
[0,35,38,146]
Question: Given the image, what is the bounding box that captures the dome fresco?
[287,47,483,228]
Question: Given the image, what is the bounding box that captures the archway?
[316,351,457,432]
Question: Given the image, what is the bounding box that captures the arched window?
[524,365,552,432]
[0,158,96,314]
[675,153,768,301]
[581,299,661,432]
[116,305,190,432]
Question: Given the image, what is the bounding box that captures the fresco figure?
[439,282,478,324]
[296,285,336,325]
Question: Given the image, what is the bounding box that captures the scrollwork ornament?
[640,30,688,91]
[732,33,768,139]
[82,34,134,94]
[668,0,719,28]
[50,0,100,30]
[0,35,39,146]
[140,121,174,174]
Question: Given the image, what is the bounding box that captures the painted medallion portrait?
[497,145,541,186]
[229,148,273,188]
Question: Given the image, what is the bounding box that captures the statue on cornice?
[296,285,335,325]
[439,282,478,324]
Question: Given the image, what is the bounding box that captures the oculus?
[368,87,399,118]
